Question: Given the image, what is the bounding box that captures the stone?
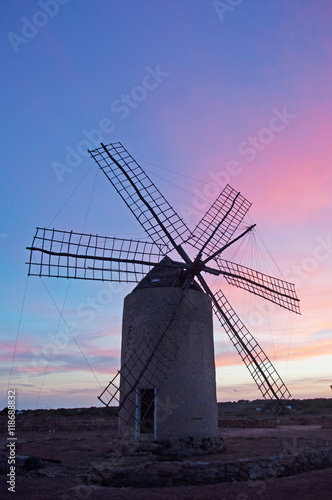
[23,456,45,471]
[86,441,332,488]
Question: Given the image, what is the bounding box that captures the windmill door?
[136,388,156,438]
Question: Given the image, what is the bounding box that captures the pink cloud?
[252,161,332,224]
[0,340,35,360]
[215,337,332,370]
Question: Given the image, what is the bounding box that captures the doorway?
[136,388,156,437]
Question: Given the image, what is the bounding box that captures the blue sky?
[1,0,332,409]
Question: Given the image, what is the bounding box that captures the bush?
[303,407,322,415]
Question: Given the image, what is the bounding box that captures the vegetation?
[2,399,331,418]
[1,406,118,418]
[218,398,332,417]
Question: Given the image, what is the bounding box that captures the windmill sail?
[88,142,192,253]
[212,289,291,412]
[27,227,166,282]
[190,184,251,258]
[216,258,300,314]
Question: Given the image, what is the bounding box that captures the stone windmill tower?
[27,142,300,443]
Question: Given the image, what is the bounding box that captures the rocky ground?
[1,412,332,499]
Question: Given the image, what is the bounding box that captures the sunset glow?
[1,1,331,409]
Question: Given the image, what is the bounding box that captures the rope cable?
[48,162,95,228]
[247,220,294,376]
[138,158,220,188]
[40,277,103,389]
[6,276,29,407]
[31,162,103,407]
[35,281,72,409]
[81,167,99,233]
[143,167,217,208]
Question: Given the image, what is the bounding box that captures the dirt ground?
[1,422,332,499]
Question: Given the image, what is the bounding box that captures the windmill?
[27,141,300,442]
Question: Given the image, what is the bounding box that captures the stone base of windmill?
[108,433,225,458]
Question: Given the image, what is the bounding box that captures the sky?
[1,0,331,410]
